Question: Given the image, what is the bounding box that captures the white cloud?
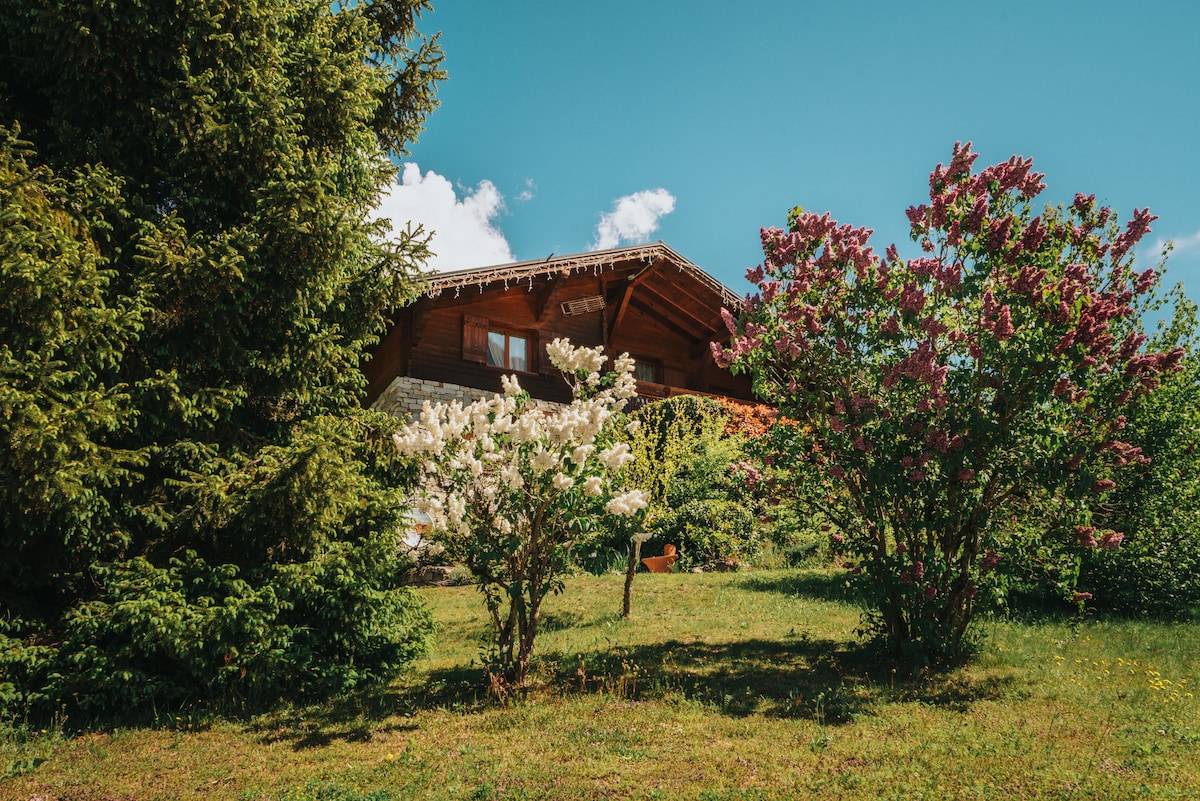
[375,163,515,272]
[589,189,676,251]
[515,178,536,203]
[1140,228,1200,265]
[1169,229,1200,257]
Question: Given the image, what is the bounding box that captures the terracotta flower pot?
[641,545,679,573]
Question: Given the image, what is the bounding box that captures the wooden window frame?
[463,315,538,374]
[632,356,663,385]
[486,327,533,373]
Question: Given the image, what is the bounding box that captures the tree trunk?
[512,593,541,688]
[622,540,643,619]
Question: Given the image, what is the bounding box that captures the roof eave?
[416,242,744,309]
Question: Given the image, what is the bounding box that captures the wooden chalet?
[363,242,756,415]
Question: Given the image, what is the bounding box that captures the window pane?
[634,360,657,383]
[487,331,506,367]
[509,335,528,372]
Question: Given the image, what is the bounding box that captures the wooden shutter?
[462,314,489,363]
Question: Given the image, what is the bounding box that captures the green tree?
[393,342,647,689]
[0,128,150,619]
[603,396,767,571]
[716,143,1184,664]
[1079,292,1200,617]
[0,0,443,721]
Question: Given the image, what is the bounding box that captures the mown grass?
[4,569,1199,800]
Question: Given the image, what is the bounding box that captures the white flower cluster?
[544,338,639,403]
[605,489,649,517]
[599,442,634,470]
[542,397,614,446]
[391,339,646,543]
[545,338,606,374]
[501,374,522,397]
[611,353,638,400]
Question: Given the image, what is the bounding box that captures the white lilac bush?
[393,339,647,687]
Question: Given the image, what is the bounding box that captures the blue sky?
[379,0,1200,310]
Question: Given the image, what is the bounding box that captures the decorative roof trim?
[417,241,743,309]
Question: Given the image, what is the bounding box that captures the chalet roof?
[418,241,744,310]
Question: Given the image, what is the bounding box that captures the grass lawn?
[4,569,1199,800]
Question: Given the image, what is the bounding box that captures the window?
[487,330,529,372]
[633,358,661,383]
[461,315,536,372]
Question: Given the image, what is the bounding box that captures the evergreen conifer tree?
[0,0,443,721]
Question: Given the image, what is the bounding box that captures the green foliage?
[655,440,760,568]
[0,0,443,723]
[0,128,150,592]
[3,413,432,722]
[624,396,727,504]
[719,143,1184,665]
[611,396,765,568]
[394,344,646,688]
[989,291,1200,620]
[1081,294,1200,618]
[739,421,838,566]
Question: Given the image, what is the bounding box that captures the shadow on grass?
[539,609,586,632]
[248,666,479,750]
[735,569,871,605]
[542,635,1014,724]
[248,699,417,750]
[248,629,1015,748]
[247,575,1017,747]
[253,623,1022,753]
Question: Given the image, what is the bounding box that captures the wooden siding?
[403,273,606,405]
[362,248,756,408]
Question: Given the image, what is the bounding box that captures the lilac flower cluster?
[712,141,1187,655]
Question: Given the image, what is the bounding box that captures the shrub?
[717,142,1184,664]
[1080,297,1200,618]
[986,295,1200,621]
[655,435,762,568]
[600,395,768,569]
[394,341,647,688]
[2,413,434,723]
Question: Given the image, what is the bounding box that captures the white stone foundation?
[371,376,562,420]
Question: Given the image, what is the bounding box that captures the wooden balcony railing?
[628,380,723,411]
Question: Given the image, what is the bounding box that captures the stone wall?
[371,375,563,420]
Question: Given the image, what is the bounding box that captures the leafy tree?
[716,142,1184,664]
[599,396,768,572]
[0,0,443,721]
[614,395,729,619]
[1079,293,1200,617]
[393,342,647,689]
[984,295,1200,621]
[0,129,148,587]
